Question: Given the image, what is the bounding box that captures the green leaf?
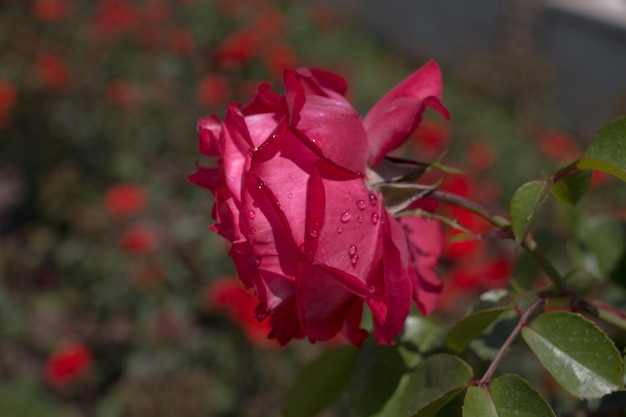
[380,354,473,417]
[510,180,551,243]
[575,216,626,286]
[349,341,407,417]
[463,374,555,417]
[521,311,624,399]
[412,386,466,417]
[551,164,591,206]
[283,345,356,417]
[577,116,626,182]
[445,307,512,352]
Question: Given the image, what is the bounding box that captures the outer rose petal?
[398,216,444,315]
[197,115,222,156]
[285,70,369,173]
[365,60,449,166]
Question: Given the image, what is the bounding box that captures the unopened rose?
[190,61,448,345]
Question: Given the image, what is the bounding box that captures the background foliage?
[1,0,626,416]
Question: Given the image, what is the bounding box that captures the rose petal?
[365,60,449,166]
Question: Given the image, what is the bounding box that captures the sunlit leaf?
[283,345,356,417]
[445,307,512,352]
[379,354,472,417]
[510,180,551,244]
[463,374,555,417]
[521,312,624,399]
[577,116,626,182]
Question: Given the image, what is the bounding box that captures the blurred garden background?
[1,0,626,416]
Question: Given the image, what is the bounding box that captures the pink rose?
[190,61,448,346]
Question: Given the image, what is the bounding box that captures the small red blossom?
[91,0,141,40]
[190,61,449,345]
[168,28,195,56]
[33,0,67,21]
[537,129,580,162]
[44,342,93,388]
[207,277,277,347]
[264,42,298,79]
[0,80,17,129]
[120,226,158,254]
[412,118,451,158]
[215,30,260,69]
[467,141,495,171]
[35,52,70,90]
[106,79,141,108]
[104,183,147,217]
[197,75,230,107]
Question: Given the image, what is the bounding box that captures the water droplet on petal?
[255,256,262,266]
[250,227,256,235]
[350,254,359,266]
[369,193,378,206]
[356,200,366,210]
[349,245,357,255]
[270,133,277,140]
[336,226,343,234]
[310,230,318,239]
[369,285,376,294]
[356,171,362,176]
[340,211,351,223]
[371,213,379,225]
[257,181,265,189]
[287,192,294,199]
[357,216,363,224]
[247,210,256,219]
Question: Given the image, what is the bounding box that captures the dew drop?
[336,226,343,234]
[369,193,378,206]
[257,181,265,189]
[357,216,363,224]
[250,227,256,235]
[349,244,357,255]
[371,213,379,225]
[340,211,351,223]
[247,210,256,219]
[255,256,262,266]
[310,230,319,239]
[270,133,277,140]
[287,192,294,199]
[356,171,362,176]
[350,254,359,266]
[369,285,376,294]
[356,200,366,210]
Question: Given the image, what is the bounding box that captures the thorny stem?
[478,298,544,387]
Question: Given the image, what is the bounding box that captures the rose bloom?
[190,61,448,345]
[44,342,93,388]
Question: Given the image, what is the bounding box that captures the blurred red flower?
[33,0,67,21]
[264,42,298,78]
[215,30,260,69]
[104,183,147,217]
[35,52,70,90]
[537,129,580,162]
[197,75,230,107]
[120,226,158,254]
[207,277,277,347]
[91,0,140,40]
[412,118,451,159]
[44,342,93,388]
[0,80,17,129]
[106,79,141,108]
[467,141,495,171]
[168,28,195,56]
